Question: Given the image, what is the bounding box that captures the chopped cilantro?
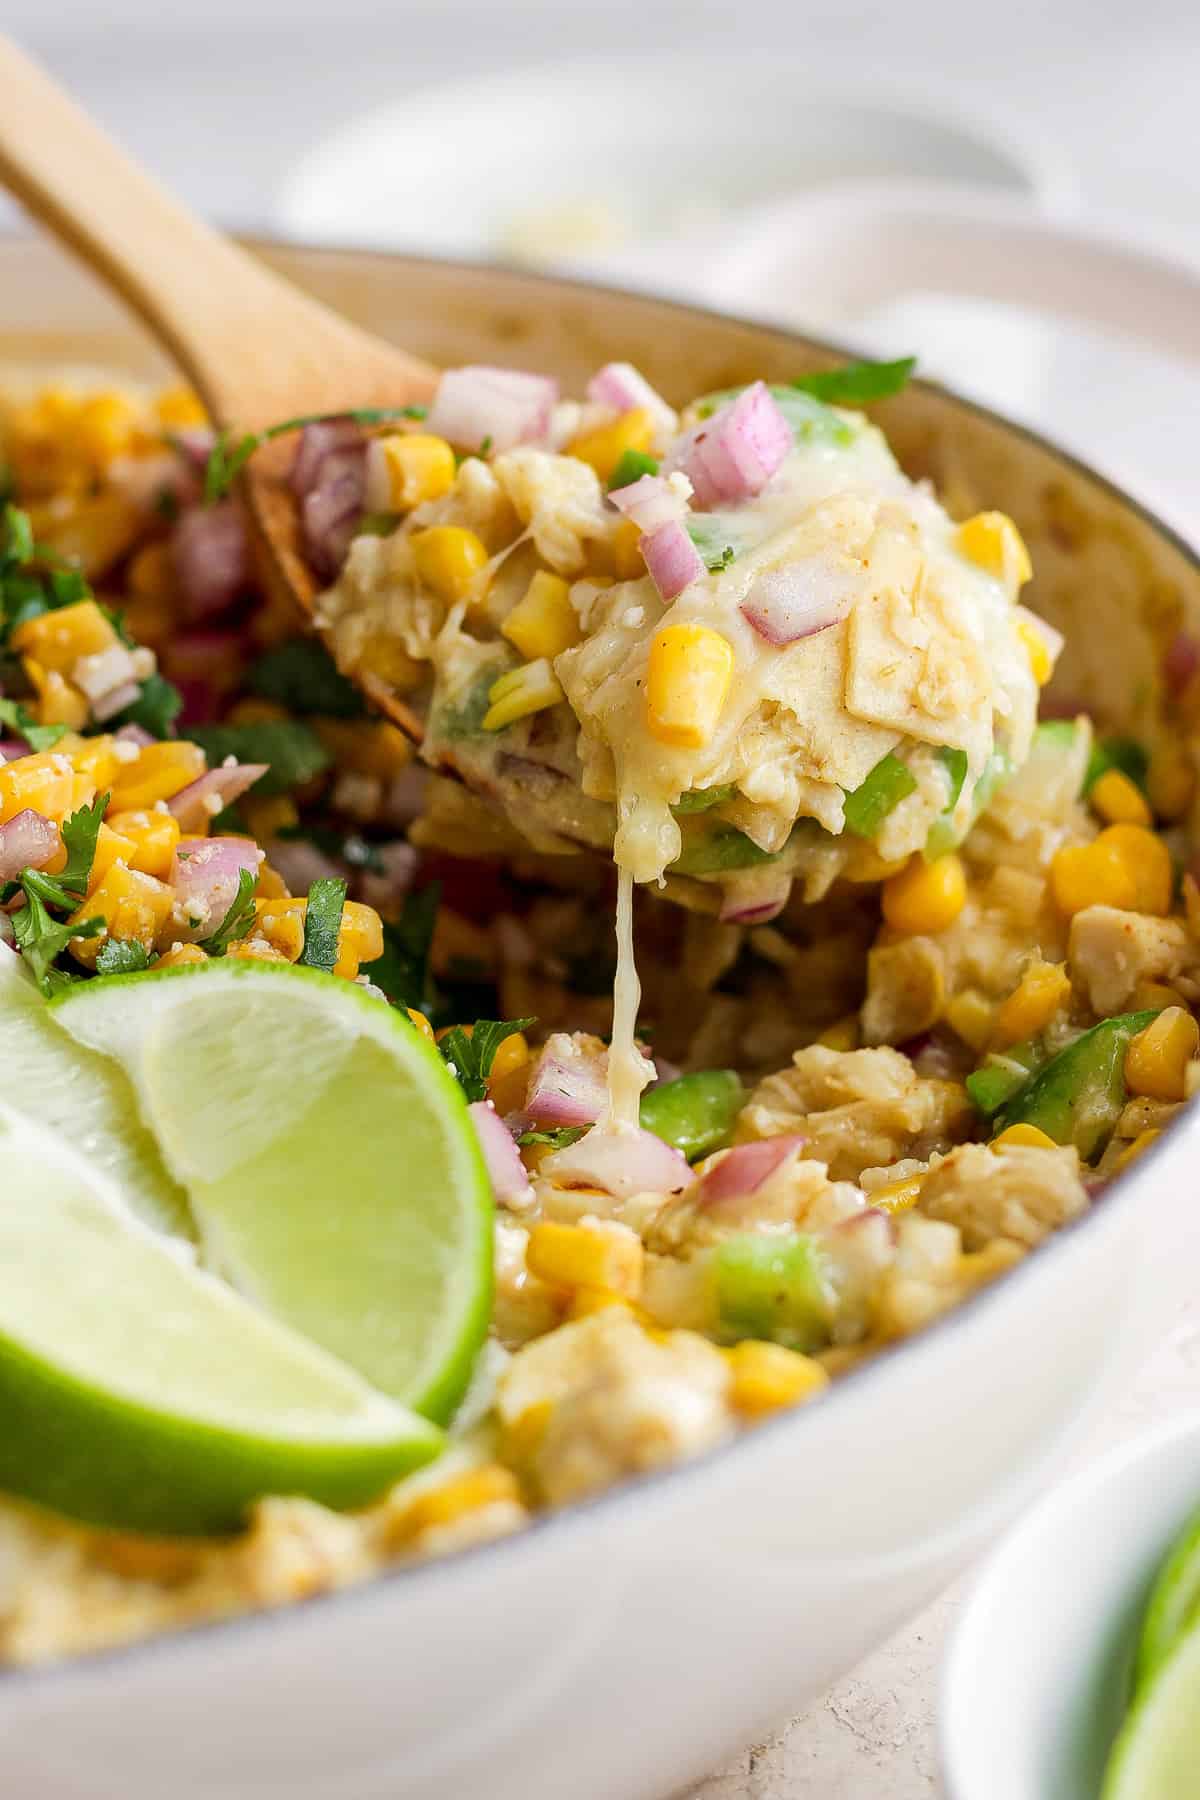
[0,698,67,752]
[517,1125,587,1149]
[95,938,151,976]
[199,867,258,955]
[11,891,103,994]
[438,1018,536,1105]
[362,881,441,1013]
[203,406,429,503]
[298,876,347,973]
[188,721,330,795]
[1,503,34,569]
[355,510,402,539]
[607,449,659,492]
[247,639,365,720]
[790,357,916,405]
[107,672,184,741]
[22,794,109,909]
[434,667,502,742]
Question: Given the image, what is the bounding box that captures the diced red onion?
[92,680,142,722]
[837,1205,898,1246]
[696,1133,807,1207]
[168,763,269,833]
[642,520,703,601]
[427,366,558,455]
[110,448,203,515]
[608,472,688,535]
[302,449,367,579]
[522,1033,608,1128]
[72,643,138,706]
[468,1099,533,1207]
[585,362,676,437]
[381,764,431,830]
[1037,692,1087,721]
[740,557,855,646]
[1165,631,1200,699]
[115,723,155,748]
[172,500,249,622]
[290,419,364,498]
[0,809,59,882]
[670,381,791,510]
[719,867,792,925]
[162,628,247,725]
[265,836,344,897]
[358,841,419,912]
[0,740,28,762]
[171,427,218,473]
[543,1125,691,1199]
[169,836,261,940]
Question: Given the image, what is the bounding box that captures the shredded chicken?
[918,1141,1087,1250]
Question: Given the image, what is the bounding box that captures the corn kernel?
[108,740,205,811]
[991,1123,1059,1150]
[1117,1129,1161,1170]
[817,1014,861,1051]
[1148,741,1195,822]
[1105,824,1173,916]
[871,1173,925,1213]
[106,808,182,880]
[613,519,645,580]
[1091,767,1152,827]
[645,622,734,750]
[69,861,173,966]
[312,718,412,781]
[1050,824,1171,918]
[12,599,119,676]
[356,631,426,694]
[156,943,208,970]
[241,794,299,842]
[227,937,292,964]
[956,511,1033,589]
[406,1009,436,1042]
[502,571,581,662]
[1015,616,1053,685]
[567,407,655,483]
[881,852,967,935]
[726,1340,830,1417]
[333,900,384,980]
[411,526,490,605]
[64,733,121,792]
[526,1220,644,1300]
[227,698,289,727]
[1134,981,1189,1013]
[252,896,306,962]
[488,1030,530,1085]
[945,989,995,1053]
[482,659,565,732]
[403,1465,521,1536]
[371,433,456,510]
[155,385,207,430]
[567,1288,634,1320]
[26,493,141,580]
[991,960,1072,1048]
[22,658,90,730]
[1125,1006,1200,1103]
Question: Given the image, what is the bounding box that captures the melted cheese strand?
[602,865,653,1132]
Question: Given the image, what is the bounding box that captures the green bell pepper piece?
[672,783,737,816]
[843,753,918,839]
[1084,735,1149,796]
[672,826,779,876]
[640,1069,744,1161]
[715,1232,833,1352]
[991,1008,1160,1162]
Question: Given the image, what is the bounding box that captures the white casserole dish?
[0,235,1197,1800]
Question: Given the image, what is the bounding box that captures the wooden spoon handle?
[0,34,433,427]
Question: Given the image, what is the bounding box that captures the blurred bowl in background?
[276,50,1066,266]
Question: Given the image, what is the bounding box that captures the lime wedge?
[0,941,188,1237]
[51,962,492,1423]
[1102,1616,1200,1799]
[0,1104,441,1535]
[1134,1506,1200,1694]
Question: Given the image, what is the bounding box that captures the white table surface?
[7,7,1200,1790]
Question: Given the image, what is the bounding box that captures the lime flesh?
[1134,1506,1200,1695]
[0,941,188,1236]
[1102,1615,1200,1799]
[51,962,493,1423]
[0,1105,441,1535]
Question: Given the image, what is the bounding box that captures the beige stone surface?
[686,1300,1200,1798]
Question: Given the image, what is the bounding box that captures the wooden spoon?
[0,34,435,739]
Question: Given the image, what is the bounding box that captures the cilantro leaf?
[11,889,103,994]
[247,640,365,720]
[0,503,34,570]
[95,937,151,976]
[55,793,108,899]
[790,357,916,405]
[199,867,258,955]
[361,882,441,1013]
[0,698,66,752]
[189,721,330,796]
[203,406,429,503]
[517,1125,587,1149]
[298,877,347,973]
[438,1018,536,1105]
[109,672,183,741]
[607,449,659,492]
